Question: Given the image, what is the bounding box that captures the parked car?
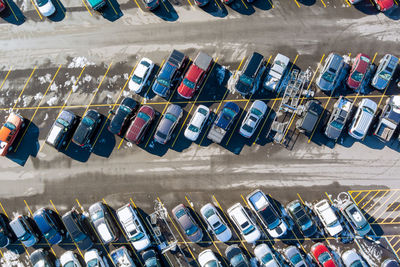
[284,246,307,267]
[348,98,377,140]
[207,102,240,144]
[199,249,222,267]
[0,0,6,12]
[254,243,281,267]
[34,0,56,17]
[0,112,24,156]
[227,203,261,244]
[200,203,232,242]
[296,100,323,134]
[316,53,345,92]
[0,213,14,248]
[264,53,290,92]
[85,249,106,267]
[142,0,159,9]
[46,110,77,151]
[88,202,119,244]
[177,52,213,99]
[108,97,137,136]
[62,208,94,251]
[373,0,394,11]
[311,243,337,267]
[235,52,265,96]
[225,245,250,267]
[85,0,106,10]
[30,249,55,267]
[125,105,155,144]
[154,104,183,144]
[347,53,371,91]
[246,189,287,238]
[129,58,155,93]
[286,200,317,237]
[152,50,187,98]
[142,249,162,267]
[374,95,400,142]
[10,215,39,247]
[72,109,102,149]
[60,251,82,267]
[239,100,268,138]
[194,0,210,6]
[116,203,151,252]
[324,97,353,141]
[33,208,65,245]
[110,246,136,267]
[342,250,367,267]
[381,259,400,267]
[339,201,371,236]
[184,105,210,142]
[313,199,343,237]
[172,204,203,243]
[371,54,398,90]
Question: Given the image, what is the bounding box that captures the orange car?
[0,113,24,156]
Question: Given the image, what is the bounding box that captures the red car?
[311,243,337,267]
[374,0,394,11]
[0,0,6,12]
[125,105,155,144]
[0,113,24,156]
[347,53,371,91]
[177,52,213,99]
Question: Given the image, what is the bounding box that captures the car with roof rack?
[313,199,343,237]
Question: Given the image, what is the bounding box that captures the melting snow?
[0,250,25,267]
[43,113,49,121]
[50,83,58,92]
[46,96,58,106]
[67,57,95,69]
[83,74,92,83]
[34,93,43,101]
[38,74,52,84]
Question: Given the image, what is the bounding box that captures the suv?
[152,50,187,98]
[0,112,24,156]
[89,202,119,244]
[154,104,183,144]
[126,105,155,144]
[374,95,400,142]
[110,246,136,267]
[316,53,345,92]
[142,249,162,267]
[62,208,94,251]
[207,102,240,144]
[10,215,39,247]
[0,213,14,247]
[339,201,371,237]
[349,99,377,140]
[227,203,261,244]
[72,109,102,149]
[372,54,398,90]
[172,204,203,243]
[296,100,323,134]
[235,52,265,96]
[286,200,317,237]
[46,110,77,151]
[108,97,137,136]
[254,243,281,267]
[263,53,290,92]
[33,208,66,245]
[116,203,151,252]
[313,199,343,237]
[325,97,353,141]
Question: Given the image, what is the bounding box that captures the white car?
[239,100,268,138]
[198,249,222,267]
[129,58,154,93]
[84,249,106,267]
[254,243,281,267]
[184,105,210,141]
[263,53,290,91]
[342,250,368,267]
[200,203,232,242]
[348,98,377,140]
[227,203,261,244]
[60,251,82,267]
[313,199,343,236]
[35,0,56,17]
[116,203,151,252]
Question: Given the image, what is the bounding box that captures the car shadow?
[252,0,273,10]
[226,0,255,15]
[92,117,116,158]
[153,0,179,21]
[101,0,123,21]
[48,0,67,22]
[353,1,379,15]
[186,207,213,247]
[6,118,40,167]
[384,5,400,20]
[0,0,25,25]
[201,0,228,18]
[6,241,29,255]
[297,0,315,6]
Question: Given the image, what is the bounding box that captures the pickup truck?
[86,0,106,11]
[374,95,400,142]
[110,246,136,267]
[263,53,290,93]
[152,50,187,98]
[207,102,239,144]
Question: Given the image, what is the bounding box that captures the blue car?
[33,208,66,245]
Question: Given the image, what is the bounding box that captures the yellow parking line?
[0,201,8,217]
[366,190,390,215]
[129,197,153,235]
[105,0,118,15]
[344,0,351,5]
[81,0,93,15]
[0,249,3,257]
[393,239,400,249]
[12,66,37,111]
[54,0,67,17]
[214,0,221,9]
[373,192,400,223]
[0,67,12,90]
[320,0,326,7]
[352,191,362,201]
[389,204,400,223]
[187,0,194,8]
[29,0,43,19]
[297,193,305,204]
[293,0,300,7]
[160,0,169,11]
[356,190,373,207]
[240,0,248,8]
[325,192,334,204]
[371,52,378,64]
[266,0,274,8]
[382,195,400,223]
[280,54,325,145]
[234,56,246,79]
[14,65,62,153]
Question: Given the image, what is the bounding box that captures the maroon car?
[347,53,371,91]
[125,105,155,144]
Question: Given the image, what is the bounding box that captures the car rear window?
[239,75,253,86]
[250,108,263,117]
[175,209,186,218]
[360,56,370,63]
[4,122,16,131]
[56,118,69,128]
[82,117,95,127]
[183,78,195,89]
[137,112,150,122]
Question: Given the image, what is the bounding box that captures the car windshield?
[204,260,219,267]
[131,232,145,241]
[75,232,87,242]
[20,231,31,241]
[350,261,363,267]
[183,78,195,89]
[331,120,343,130]
[378,71,391,81]
[64,262,75,267]
[275,60,286,68]
[91,210,103,221]
[156,131,167,139]
[318,252,332,264]
[131,75,143,85]
[138,112,150,122]
[188,124,199,133]
[186,225,198,236]
[214,224,227,235]
[198,108,208,116]
[36,0,48,7]
[4,122,16,131]
[242,224,255,235]
[362,107,374,115]
[157,78,170,88]
[260,207,279,228]
[223,108,236,120]
[87,259,99,267]
[165,113,177,122]
[242,124,253,133]
[239,75,253,86]
[82,117,95,127]
[250,108,263,117]
[176,209,186,218]
[290,254,302,265]
[322,72,335,83]
[232,254,246,266]
[203,208,214,218]
[44,228,57,240]
[360,56,370,63]
[261,253,273,264]
[351,71,364,82]
[56,118,69,128]
[120,105,132,113]
[352,130,364,138]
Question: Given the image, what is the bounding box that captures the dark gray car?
[154,104,183,144]
[371,54,399,90]
[88,202,119,244]
[325,96,353,141]
[45,110,76,151]
[30,249,55,267]
[225,245,250,267]
[316,53,345,92]
[172,204,203,243]
[296,100,323,134]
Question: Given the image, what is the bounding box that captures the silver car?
[284,246,307,267]
[172,204,203,243]
[316,53,345,92]
[342,250,367,267]
[371,54,399,90]
[239,100,268,138]
[154,104,183,144]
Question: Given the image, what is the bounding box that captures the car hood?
[325,123,341,140]
[235,80,251,95]
[22,235,37,247]
[0,234,9,247]
[264,75,279,90]
[132,235,151,251]
[152,82,168,97]
[327,222,343,236]
[372,76,388,90]
[178,83,194,99]
[129,79,141,92]
[155,118,174,143]
[317,76,334,91]
[268,220,287,238]
[243,226,260,243]
[77,235,93,251]
[110,110,129,134]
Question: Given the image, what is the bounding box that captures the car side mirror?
[109,110,115,115]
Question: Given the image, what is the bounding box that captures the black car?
[235,52,265,96]
[296,100,323,134]
[286,200,317,237]
[108,97,137,136]
[0,213,14,248]
[142,249,162,267]
[30,249,55,267]
[142,0,159,10]
[225,245,250,267]
[72,109,102,148]
[62,208,94,251]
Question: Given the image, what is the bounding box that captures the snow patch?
[38,74,52,84]
[67,57,95,69]
[34,93,43,101]
[0,250,25,267]
[46,96,58,106]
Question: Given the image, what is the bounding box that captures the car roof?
[243,52,264,76]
